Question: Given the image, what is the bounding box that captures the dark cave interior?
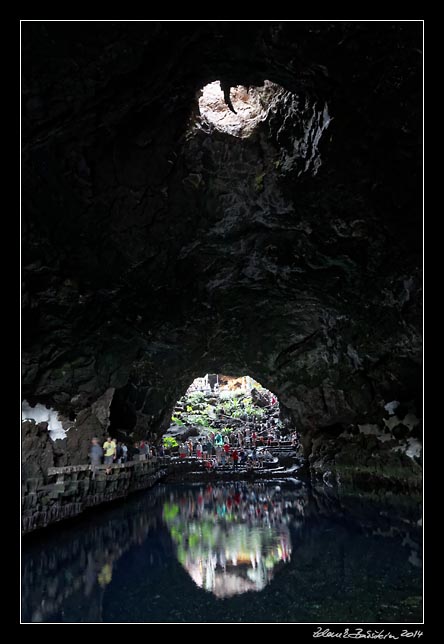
[22,21,422,488]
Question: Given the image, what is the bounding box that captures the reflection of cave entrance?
[163,483,292,598]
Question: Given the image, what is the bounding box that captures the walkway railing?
[46,456,170,481]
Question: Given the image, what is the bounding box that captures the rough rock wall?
[22,461,166,534]
[22,487,165,622]
[22,22,422,478]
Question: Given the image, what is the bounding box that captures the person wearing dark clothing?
[131,443,140,460]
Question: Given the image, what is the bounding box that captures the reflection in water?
[163,484,292,597]
[22,496,162,622]
[21,482,422,623]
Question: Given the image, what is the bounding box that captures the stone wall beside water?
[22,459,167,534]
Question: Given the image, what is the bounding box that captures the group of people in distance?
[88,436,165,474]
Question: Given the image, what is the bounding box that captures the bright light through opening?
[198,80,279,138]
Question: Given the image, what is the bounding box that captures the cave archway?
[163,373,285,451]
[22,22,422,486]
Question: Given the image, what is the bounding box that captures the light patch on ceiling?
[198,80,280,138]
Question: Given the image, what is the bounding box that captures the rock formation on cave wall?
[22,22,422,479]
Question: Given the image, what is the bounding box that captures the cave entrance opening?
[164,373,284,454]
[197,80,281,138]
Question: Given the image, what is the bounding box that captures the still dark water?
[22,481,422,623]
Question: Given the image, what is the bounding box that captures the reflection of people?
[85,552,99,596]
[84,548,115,596]
[98,562,113,588]
[162,482,293,599]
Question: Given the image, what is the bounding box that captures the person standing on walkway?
[89,437,103,478]
[103,436,116,466]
